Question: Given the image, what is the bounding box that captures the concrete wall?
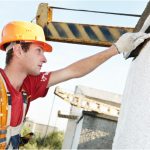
[112,37,150,148]
[78,111,117,149]
[62,85,120,149]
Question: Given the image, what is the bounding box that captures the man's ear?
[13,44,22,57]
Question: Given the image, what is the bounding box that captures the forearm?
[68,45,118,78]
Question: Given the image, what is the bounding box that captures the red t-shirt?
[0,69,51,127]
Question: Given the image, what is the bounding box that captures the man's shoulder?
[25,72,50,81]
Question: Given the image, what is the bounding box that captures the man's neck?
[4,65,27,91]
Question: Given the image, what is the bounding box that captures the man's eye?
[37,48,42,53]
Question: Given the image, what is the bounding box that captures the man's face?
[21,43,47,75]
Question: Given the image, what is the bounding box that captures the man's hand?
[114,32,150,54]
[122,15,150,59]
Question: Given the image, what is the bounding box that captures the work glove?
[114,32,150,56]
[122,15,150,59]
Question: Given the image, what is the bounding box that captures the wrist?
[110,44,120,54]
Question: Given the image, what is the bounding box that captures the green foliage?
[36,131,64,149]
[20,130,64,150]
[21,126,31,137]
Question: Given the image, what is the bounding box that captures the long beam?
[43,22,133,47]
[36,3,133,47]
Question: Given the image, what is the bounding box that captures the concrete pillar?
[62,106,82,149]
[62,86,83,149]
[113,41,150,149]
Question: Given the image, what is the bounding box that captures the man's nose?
[42,54,47,63]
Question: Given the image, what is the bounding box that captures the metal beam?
[43,22,133,47]
[36,3,133,47]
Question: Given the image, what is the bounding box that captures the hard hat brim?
[29,40,52,52]
[0,40,53,52]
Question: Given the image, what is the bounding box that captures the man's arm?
[47,45,117,87]
[46,32,150,88]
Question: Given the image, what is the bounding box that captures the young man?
[0,21,149,149]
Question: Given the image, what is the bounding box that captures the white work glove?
[120,15,150,59]
[114,32,150,54]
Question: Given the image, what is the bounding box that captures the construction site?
[0,0,150,149]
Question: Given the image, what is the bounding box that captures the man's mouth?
[38,65,42,68]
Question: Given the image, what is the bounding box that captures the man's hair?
[5,42,32,66]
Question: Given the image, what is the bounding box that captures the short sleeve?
[22,72,51,101]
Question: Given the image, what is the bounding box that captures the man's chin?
[29,71,40,76]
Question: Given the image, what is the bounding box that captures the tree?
[20,128,64,150]
[36,131,64,149]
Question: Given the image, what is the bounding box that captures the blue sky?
[0,0,149,130]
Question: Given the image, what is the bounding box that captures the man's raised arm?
[47,32,150,87]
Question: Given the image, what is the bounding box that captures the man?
[0,21,149,149]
